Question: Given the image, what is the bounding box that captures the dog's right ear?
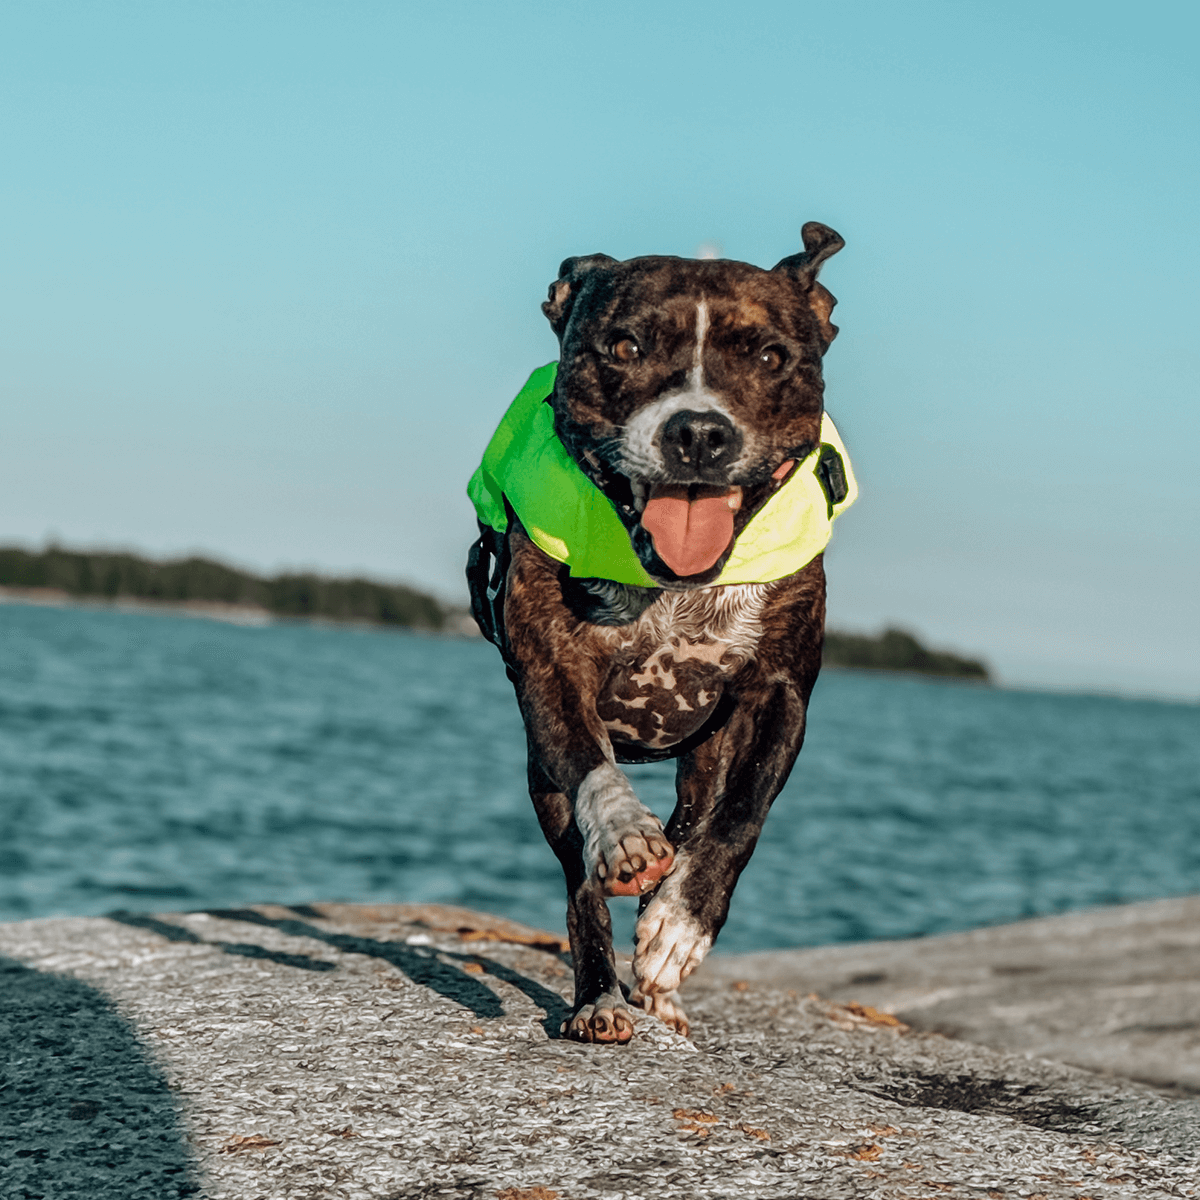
[542,254,618,338]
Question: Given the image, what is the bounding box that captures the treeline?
[1,546,991,677]
[0,546,449,631]
[823,627,989,681]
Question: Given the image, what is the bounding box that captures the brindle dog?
[468,222,846,1042]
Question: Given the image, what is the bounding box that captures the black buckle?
[816,444,848,516]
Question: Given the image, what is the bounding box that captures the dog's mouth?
[581,446,801,581]
[636,482,744,578]
[623,457,796,578]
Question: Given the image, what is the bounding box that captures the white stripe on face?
[617,301,742,480]
[689,301,709,390]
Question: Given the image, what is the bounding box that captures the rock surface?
[694,893,1200,1096]
[1,898,1198,1200]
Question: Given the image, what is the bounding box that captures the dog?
[466,222,855,1042]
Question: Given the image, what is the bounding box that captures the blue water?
[1,601,1198,954]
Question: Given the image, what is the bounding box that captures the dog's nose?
[659,410,743,474]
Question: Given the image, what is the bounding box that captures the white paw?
[575,763,674,895]
[633,858,712,995]
[630,986,690,1036]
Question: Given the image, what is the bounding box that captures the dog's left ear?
[773,221,845,347]
[542,254,618,339]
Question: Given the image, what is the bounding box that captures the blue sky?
[2,1,1197,697]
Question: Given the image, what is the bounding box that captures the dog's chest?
[594,584,769,750]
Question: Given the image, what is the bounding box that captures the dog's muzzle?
[631,409,745,577]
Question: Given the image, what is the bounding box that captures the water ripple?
[1,602,1197,952]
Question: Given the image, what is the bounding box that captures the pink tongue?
[640,487,737,577]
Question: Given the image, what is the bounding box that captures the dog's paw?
[562,990,635,1043]
[575,763,674,896]
[630,986,690,1037]
[597,822,674,897]
[633,862,713,996]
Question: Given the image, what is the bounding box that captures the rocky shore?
[2,897,1198,1199]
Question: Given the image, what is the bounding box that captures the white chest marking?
[605,584,770,668]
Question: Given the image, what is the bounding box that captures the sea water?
[1,601,1197,954]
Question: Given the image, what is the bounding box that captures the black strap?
[816,443,849,517]
[465,516,517,683]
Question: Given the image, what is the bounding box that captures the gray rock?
[695,893,1200,1094]
[0,898,1197,1199]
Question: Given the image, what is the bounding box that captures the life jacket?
[468,362,857,587]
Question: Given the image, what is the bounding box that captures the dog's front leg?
[527,758,639,1042]
[630,679,811,1035]
[504,528,673,1042]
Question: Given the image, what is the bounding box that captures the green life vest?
[467,362,857,586]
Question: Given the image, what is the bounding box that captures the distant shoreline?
[0,584,272,626]
[0,545,470,634]
[822,627,989,681]
[0,546,990,679]
[0,584,479,636]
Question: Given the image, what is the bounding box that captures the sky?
[2,0,1197,699]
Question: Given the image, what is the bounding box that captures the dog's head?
[543,222,844,587]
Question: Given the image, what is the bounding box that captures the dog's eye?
[611,337,641,363]
[759,345,787,371]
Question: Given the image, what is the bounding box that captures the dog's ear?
[542,254,618,339]
[774,221,845,283]
[772,222,845,346]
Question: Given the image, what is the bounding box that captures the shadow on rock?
[858,1070,1102,1133]
[440,948,570,1037]
[197,908,509,1020]
[109,911,339,973]
[107,908,571,1035]
[0,955,199,1199]
[219,908,571,1034]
